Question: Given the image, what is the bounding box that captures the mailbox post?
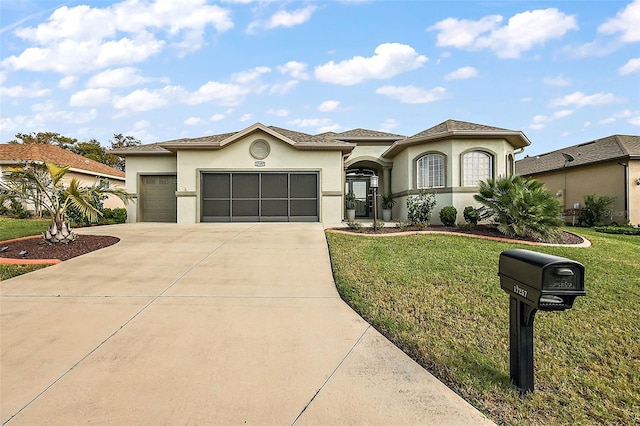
[498,249,586,393]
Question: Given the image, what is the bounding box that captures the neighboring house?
[516,135,640,226]
[112,120,530,224]
[0,143,127,210]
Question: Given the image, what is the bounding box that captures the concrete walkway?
[1,223,494,425]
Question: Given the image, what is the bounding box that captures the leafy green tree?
[71,138,118,167]
[110,133,141,171]
[0,162,132,244]
[474,175,562,242]
[8,132,78,150]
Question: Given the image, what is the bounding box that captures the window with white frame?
[416,153,445,188]
[462,151,493,186]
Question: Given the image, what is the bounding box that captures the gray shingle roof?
[330,128,405,139]
[516,134,640,176]
[410,119,511,139]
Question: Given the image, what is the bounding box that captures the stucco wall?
[530,161,627,225]
[124,155,177,223]
[389,138,516,224]
[174,132,344,223]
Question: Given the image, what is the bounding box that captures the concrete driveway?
[1,223,493,425]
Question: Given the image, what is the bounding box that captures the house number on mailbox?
[513,285,528,298]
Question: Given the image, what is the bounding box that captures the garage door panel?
[140,175,177,223]
[201,172,318,222]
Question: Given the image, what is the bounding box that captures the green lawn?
[0,217,51,280]
[326,228,640,425]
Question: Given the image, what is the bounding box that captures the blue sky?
[1,0,638,156]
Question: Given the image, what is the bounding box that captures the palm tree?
[474,175,562,242]
[1,162,133,244]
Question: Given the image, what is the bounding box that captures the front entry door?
[346,179,370,218]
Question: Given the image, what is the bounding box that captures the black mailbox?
[499,249,585,311]
[498,249,586,393]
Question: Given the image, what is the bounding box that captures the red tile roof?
[0,144,125,178]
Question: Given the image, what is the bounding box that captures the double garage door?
[201,172,318,222]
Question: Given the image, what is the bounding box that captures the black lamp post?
[370,175,379,232]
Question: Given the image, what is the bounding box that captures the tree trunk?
[43,220,77,244]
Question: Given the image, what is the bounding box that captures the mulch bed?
[0,235,120,261]
[332,224,585,245]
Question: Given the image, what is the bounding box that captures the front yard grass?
[0,217,51,280]
[326,228,639,425]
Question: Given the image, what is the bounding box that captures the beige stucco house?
[516,135,640,226]
[113,120,531,225]
[0,143,126,210]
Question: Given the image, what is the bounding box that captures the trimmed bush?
[406,190,437,226]
[463,206,480,225]
[594,225,640,235]
[439,206,457,226]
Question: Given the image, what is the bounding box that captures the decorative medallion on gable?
[250,139,270,160]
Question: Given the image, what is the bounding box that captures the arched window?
[462,151,493,186]
[416,153,445,188]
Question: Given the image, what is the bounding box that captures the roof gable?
[128,122,355,154]
[0,144,125,178]
[410,119,511,139]
[382,119,530,158]
[516,134,640,176]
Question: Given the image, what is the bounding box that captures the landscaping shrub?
[474,175,562,242]
[406,190,436,226]
[582,194,615,227]
[594,225,640,235]
[346,220,363,231]
[101,208,127,224]
[395,219,410,232]
[439,206,457,226]
[463,206,480,225]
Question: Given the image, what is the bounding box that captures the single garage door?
[140,175,177,222]
[201,172,318,222]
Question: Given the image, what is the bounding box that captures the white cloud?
[277,61,309,80]
[629,115,640,126]
[315,43,427,85]
[267,109,289,117]
[0,84,51,98]
[549,91,618,108]
[317,123,342,133]
[87,67,154,88]
[379,119,400,133]
[231,66,271,84]
[619,57,640,75]
[543,75,571,86]
[186,81,251,106]
[530,109,574,129]
[375,85,446,104]
[113,87,173,112]
[210,114,226,121]
[2,0,233,74]
[318,100,341,112]
[69,88,112,106]
[429,9,577,58]
[58,75,78,89]
[239,114,252,122]
[598,0,640,42]
[288,118,334,128]
[184,117,205,126]
[248,5,316,33]
[269,80,298,95]
[444,66,478,80]
[598,109,637,125]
